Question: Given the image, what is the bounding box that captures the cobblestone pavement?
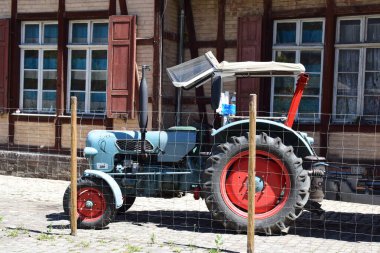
[0,175,380,253]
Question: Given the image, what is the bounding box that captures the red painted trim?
[284,74,309,128]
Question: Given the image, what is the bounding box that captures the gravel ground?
[0,175,380,253]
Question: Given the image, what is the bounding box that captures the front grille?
[116,139,154,152]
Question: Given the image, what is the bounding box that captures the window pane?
[273,96,292,115]
[335,97,357,120]
[44,24,58,44]
[90,93,106,113]
[274,51,296,63]
[24,50,38,69]
[304,74,320,95]
[365,72,380,95]
[24,70,38,89]
[367,18,380,43]
[298,97,319,118]
[91,50,107,70]
[337,73,358,96]
[363,96,380,117]
[273,77,294,95]
[72,23,88,44]
[43,51,57,70]
[338,50,359,72]
[300,51,321,72]
[71,50,87,70]
[23,91,37,110]
[71,71,86,90]
[42,92,56,112]
[43,71,57,90]
[24,24,39,43]
[92,23,108,44]
[91,72,107,91]
[365,48,380,71]
[70,92,85,112]
[339,20,360,43]
[276,23,296,44]
[302,21,323,43]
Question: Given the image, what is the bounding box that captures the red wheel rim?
[220,150,291,219]
[77,187,106,222]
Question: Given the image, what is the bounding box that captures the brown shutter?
[0,19,9,111]
[236,16,262,115]
[107,15,136,118]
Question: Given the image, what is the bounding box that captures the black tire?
[117,196,136,213]
[62,178,116,229]
[203,133,310,235]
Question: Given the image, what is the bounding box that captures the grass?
[37,233,55,241]
[0,216,3,223]
[208,234,223,253]
[124,244,142,253]
[78,240,90,248]
[6,229,19,238]
[149,233,156,245]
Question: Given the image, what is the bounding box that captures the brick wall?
[66,0,108,12]
[0,150,88,180]
[0,114,8,144]
[61,123,105,149]
[18,0,58,13]
[0,0,11,19]
[327,132,380,162]
[14,121,55,148]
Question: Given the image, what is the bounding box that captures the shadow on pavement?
[46,209,380,242]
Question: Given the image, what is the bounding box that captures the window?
[67,20,108,114]
[272,19,324,122]
[334,16,380,123]
[20,22,58,113]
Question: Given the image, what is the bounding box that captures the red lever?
[284,73,309,128]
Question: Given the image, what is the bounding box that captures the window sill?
[12,112,56,117]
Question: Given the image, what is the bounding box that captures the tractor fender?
[211,119,315,158]
[82,169,123,209]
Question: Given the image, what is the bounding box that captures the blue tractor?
[63,52,325,235]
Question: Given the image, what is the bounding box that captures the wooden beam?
[9,0,18,145]
[17,12,58,20]
[216,0,226,61]
[65,10,109,19]
[109,0,116,16]
[152,0,162,129]
[271,7,326,19]
[320,0,336,157]
[56,0,66,150]
[335,4,380,16]
[119,0,128,15]
[137,37,154,45]
[163,31,178,42]
[184,0,209,126]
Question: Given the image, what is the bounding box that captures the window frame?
[19,21,58,113]
[333,15,380,123]
[66,20,108,115]
[272,18,325,123]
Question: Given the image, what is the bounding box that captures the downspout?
[175,0,185,126]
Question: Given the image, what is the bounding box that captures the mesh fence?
[0,109,379,252]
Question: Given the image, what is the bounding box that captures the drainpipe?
[175,0,185,126]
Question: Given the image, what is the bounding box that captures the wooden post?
[247,94,257,253]
[70,96,77,236]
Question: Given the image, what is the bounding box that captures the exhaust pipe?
[139,65,150,154]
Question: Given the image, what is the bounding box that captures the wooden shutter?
[236,16,262,115]
[107,15,136,118]
[0,19,9,112]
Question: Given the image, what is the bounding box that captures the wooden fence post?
[70,96,77,236]
[247,94,257,253]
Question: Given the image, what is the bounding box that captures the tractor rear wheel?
[62,178,116,229]
[203,133,310,235]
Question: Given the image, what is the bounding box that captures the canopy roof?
[167,51,305,90]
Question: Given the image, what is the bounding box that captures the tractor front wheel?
[203,133,310,235]
[62,178,116,229]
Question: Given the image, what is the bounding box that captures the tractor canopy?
[167,51,305,90]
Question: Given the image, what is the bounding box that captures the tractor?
[63,51,326,235]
